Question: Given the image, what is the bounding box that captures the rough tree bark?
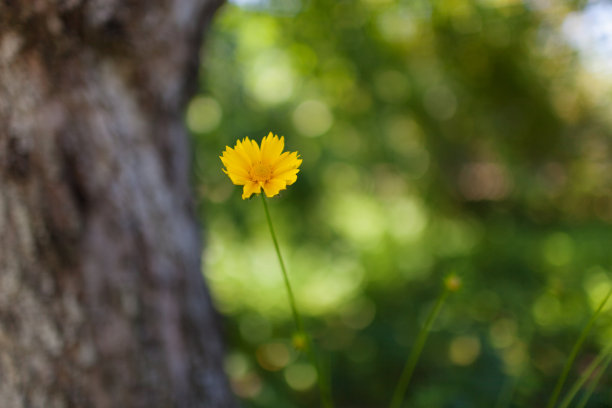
[0,1,235,407]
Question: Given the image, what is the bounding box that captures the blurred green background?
[189,0,612,406]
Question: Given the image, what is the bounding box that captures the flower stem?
[558,344,612,408]
[389,280,452,408]
[260,194,333,408]
[546,287,612,408]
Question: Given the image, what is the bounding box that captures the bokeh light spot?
[237,17,279,50]
[292,100,334,137]
[458,162,513,201]
[340,297,376,330]
[284,363,317,391]
[542,232,574,267]
[247,49,295,105]
[376,7,416,43]
[230,371,262,399]
[186,96,222,133]
[449,335,481,366]
[489,318,517,349]
[329,194,385,247]
[256,342,292,371]
[224,352,249,379]
[532,292,562,327]
[501,341,527,375]
[388,197,428,242]
[423,85,457,120]
[584,267,612,312]
[299,258,365,315]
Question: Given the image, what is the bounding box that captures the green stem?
[389,283,451,408]
[558,345,612,408]
[261,194,333,408]
[574,350,612,408]
[546,288,612,408]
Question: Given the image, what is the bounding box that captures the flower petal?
[273,168,300,185]
[221,140,254,171]
[242,181,261,199]
[223,168,249,185]
[221,152,250,177]
[241,137,261,163]
[233,138,256,167]
[263,179,287,197]
[260,133,284,164]
[272,152,302,175]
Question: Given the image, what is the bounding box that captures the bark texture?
[0,1,234,407]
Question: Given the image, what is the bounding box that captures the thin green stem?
[575,351,612,408]
[558,345,612,408]
[261,194,333,408]
[389,284,451,408]
[261,194,303,333]
[546,287,612,408]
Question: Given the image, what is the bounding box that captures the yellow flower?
[220,132,302,199]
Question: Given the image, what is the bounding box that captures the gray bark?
[0,1,234,407]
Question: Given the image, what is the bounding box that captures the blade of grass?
[389,274,460,408]
[546,287,612,408]
[557,345,612,408]
[574,350,612,408]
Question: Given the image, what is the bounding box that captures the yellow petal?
[263,179,287,197]
[273,168,300,185]
[242,181,261,199]
[227,172,249,185]
[260,133,284,164]
[273,152,302,175]
[270,151,290,167]
[233,139,255,167]
[240,137,261,163]
[221,154,250,177]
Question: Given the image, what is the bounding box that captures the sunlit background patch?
[190,0,612,406]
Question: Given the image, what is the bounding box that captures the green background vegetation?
[189,0,612,406]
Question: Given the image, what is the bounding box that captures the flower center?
[252,162,273,181]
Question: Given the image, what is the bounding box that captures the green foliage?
[191,0,612,406]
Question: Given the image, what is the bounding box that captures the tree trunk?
[0,1,234,407]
